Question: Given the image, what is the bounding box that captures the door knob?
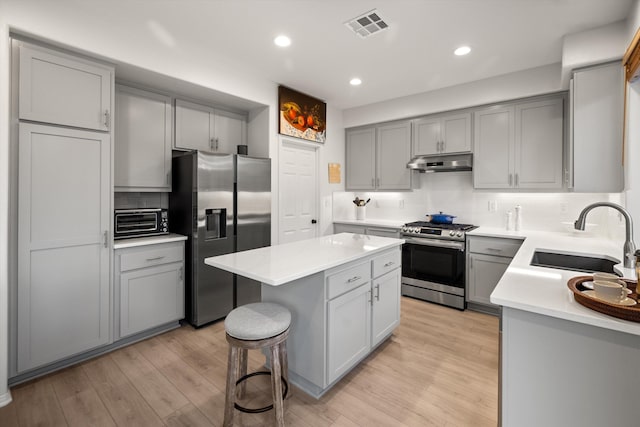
[311,219,317,224]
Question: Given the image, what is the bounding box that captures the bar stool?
[223,302,291,427]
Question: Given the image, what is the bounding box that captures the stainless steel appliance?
[114,208,168,239]
[401,221,476,310]
[170,151,271,327]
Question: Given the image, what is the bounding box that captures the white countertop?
[205,233,404,286]
[472,227,640,336]
[333,218,408,229]
[113,233,188,249]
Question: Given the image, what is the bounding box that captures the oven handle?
[403,237,465,251]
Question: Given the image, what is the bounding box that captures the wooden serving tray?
[568,276,640,323]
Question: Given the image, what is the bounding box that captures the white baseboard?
[0,390,12,408]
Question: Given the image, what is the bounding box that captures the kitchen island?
[472,228,640,427]
[204,232,404,397]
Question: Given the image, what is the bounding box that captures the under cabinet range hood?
[407,153,473,172]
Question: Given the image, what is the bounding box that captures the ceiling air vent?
[345,9,389,38]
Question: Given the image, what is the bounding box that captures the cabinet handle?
[104,110,110,129]
[102,230,108,248]
[179,267,183,280]
[375,284,380,301]
[508,173,513,186]
[469,257,473,269]
[347,276,361,283]
[210,138,214,151]
[383,261,394,267]
[441,141,445,152]
[146,256,166,262]
[486,248,503,252]
[515,173,519,187]
[215,137,219,151]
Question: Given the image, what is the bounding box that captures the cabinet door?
[377,121,412,190]
[346,127,376,190]
[372,269,400,347]
[19,44,112,131]
[412,117,441,155]
[174,99,213,151]
[120,262,184,338]
[442,113,471,154]
[473,106,514,189]
[214,109,245,153]
[115,85,172,191]
[572,62,624,192]
[515,98,564,189]
[17,123,110,373]
[327,283,371,384]
[467,253,510,306]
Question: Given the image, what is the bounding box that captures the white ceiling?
[17,0,636,110]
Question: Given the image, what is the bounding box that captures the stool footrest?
[233,371,289,414]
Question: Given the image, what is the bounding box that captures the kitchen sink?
[530,250,620,274]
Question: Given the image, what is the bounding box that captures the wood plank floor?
[0,297,499,426]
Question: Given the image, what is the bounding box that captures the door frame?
[278,137,320,245]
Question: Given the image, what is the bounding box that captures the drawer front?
[327,262,371,300]
[119,243,183,272]
[373,249,401,278]
[468,236,522,258]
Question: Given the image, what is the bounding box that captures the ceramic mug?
[592,272,628,293]
[593,280,627,303]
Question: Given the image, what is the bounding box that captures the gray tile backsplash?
[114,192,168,209]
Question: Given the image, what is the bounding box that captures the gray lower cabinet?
[114,241,185,340]
[114,84,173,191]
[333,223,401,238]
[466,235,523,314]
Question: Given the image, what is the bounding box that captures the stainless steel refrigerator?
[170,151,271,327]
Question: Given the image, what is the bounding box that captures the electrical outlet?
[488,200,497,212]
[560,202,568,214]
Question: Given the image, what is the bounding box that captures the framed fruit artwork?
[278,86,327,143]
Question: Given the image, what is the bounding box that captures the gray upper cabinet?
[377,121,412,190]
[570,62,624,192]
[346,127,376,190]
[413,113,471,155]
[346,121,411,191]
[115,85,173,191]
[474,95,564,189]
[18,43,112,131]
[174,99,246,153]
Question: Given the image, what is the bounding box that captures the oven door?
[401,237,465,288]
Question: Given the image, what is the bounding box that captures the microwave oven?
[114,208,168,239]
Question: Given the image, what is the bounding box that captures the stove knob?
[456,231,463,237]
[449,231,455,236]
[413,227,420,233]
[401,226,407,232]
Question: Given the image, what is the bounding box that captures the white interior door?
[279,141,318,244]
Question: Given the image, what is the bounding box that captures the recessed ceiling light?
[274,35,291,47]
[454,46,471,56]
[350,78,362,86]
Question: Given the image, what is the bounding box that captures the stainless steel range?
[401,221,477,310]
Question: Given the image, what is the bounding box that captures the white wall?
[343,63,563,128]
[333,177,624,240]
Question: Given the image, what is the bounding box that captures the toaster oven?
[114,208,168,239]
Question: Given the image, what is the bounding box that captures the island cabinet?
[17,42,112,132]
[174,98,246,153]
[114,84,173,191]
[473,95,564,189]
[261,246,401,397]
[412,112,471,155]
[466,235,523,315]
[345,121,412,191]
[114,240,185,339]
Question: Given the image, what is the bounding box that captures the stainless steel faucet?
[574,202,636,268]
